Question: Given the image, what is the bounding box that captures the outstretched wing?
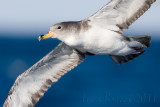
[88,0,156,30]
[3,42,85,107]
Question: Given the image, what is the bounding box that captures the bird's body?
[62,21,142,56]
[3,0,157,107]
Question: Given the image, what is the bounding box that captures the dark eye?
[57,26,61,29]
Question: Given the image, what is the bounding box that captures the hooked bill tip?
[38,35,44,42]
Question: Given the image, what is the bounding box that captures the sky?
[0,0,160,38]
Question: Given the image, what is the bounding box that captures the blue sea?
[0,34,160,107]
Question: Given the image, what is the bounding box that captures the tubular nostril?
[40,35,44,37]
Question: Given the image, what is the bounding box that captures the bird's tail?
[128,35,151,47]
[110,35,151,64]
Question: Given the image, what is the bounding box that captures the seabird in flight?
[3,0,156,107]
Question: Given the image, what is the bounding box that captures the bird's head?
[39,21,81,42]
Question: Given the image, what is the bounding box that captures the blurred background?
[0,0,160,107]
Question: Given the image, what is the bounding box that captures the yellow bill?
[39,31,55,42]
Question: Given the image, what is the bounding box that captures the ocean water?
[0,35,160,107]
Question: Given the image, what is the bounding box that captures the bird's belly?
[76,29,126,55]
[77,40,123,55]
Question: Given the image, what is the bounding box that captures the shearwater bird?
[3,0,156,107]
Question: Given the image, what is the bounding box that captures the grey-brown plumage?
[110,50,145,64]
[3,42,85,107]
[118,0,156,29]
[52,20,91,34]
[129,36,151,47]
[88,0,156,30]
